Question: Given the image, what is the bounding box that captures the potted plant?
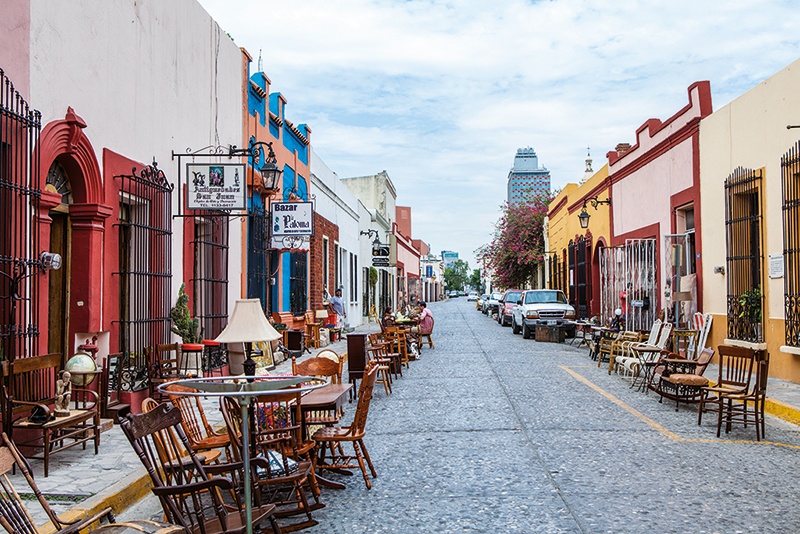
[170,283,204,350]
[738,286,762,339]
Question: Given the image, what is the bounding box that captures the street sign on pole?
[372,258,390,267]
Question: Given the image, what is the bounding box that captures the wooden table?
[300,383,354,489]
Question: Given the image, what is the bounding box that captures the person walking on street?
[330,287,346,328]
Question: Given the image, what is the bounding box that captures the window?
[783,143,800,346]
[116,164,173,389]
[323,237,329,293]
[725,167,763,343]
[193,215,229,340]
[350,252,357,303]
[334,243,340,289]
[289,251,307,316]
[247,202,270,313]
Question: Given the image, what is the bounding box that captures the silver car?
[511,290,576,339]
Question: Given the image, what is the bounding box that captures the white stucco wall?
[310,148,362,326]
[29,0,244,314]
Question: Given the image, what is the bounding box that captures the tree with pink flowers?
[476,195,551,289]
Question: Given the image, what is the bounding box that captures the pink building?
[393,206,422,307]
[604,82,712,329]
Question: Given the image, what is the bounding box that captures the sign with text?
[187,163,246,210]
[270,235,310,252]
[271,202,313,236]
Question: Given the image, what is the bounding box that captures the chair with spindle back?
[292,353,346,427]
[0,432,115,534]
[164,383,231,461]
[2,353,100,476]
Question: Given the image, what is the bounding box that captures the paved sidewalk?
[12,301,800,532]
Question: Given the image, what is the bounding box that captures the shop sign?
[270,235,310,251]
[271,202,313,236]
[186,163,246,210]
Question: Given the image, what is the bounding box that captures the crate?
[535,325,565,343]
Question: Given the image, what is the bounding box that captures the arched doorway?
[44,159,73,357]
[37,108,110,363]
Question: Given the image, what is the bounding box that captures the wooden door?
[47,212,71,359]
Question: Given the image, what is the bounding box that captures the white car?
[484,292,504,315]
[511,289,576,339]
[467,291,478,301]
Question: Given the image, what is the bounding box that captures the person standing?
[329,287,346,329]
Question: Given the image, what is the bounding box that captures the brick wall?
[309,212,339,311]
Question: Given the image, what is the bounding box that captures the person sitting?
[382,306,396,330]
[411,302,432,337]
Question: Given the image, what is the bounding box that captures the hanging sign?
[186,163,246,210]
[270,235,310,252]
[271,202,313,236]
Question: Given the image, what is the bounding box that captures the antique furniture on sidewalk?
[656,348,715,410]
[121,404,281,534]
[312,364,379,490]
[0,432,115,534]
[698,345,757,438]
[3,353,100,477]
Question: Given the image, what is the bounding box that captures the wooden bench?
[2,353,100,476]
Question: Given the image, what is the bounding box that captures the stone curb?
[40,468,152,534]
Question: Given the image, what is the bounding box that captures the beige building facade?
[700,57,800,382]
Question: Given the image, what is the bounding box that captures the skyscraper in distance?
[507,147,551,204]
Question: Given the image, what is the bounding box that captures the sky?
[198,0,800,269]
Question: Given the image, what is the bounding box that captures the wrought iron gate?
[0,69,42,364]
[599,239,658,330]
[115,163,173,391]
[248,202,270,313]
[568,236,591,318]
[289,251,307,316]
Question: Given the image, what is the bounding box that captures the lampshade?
[214,299,282,343]
[316,309,329,319]
[673,291,693,302]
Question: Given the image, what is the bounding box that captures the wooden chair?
[292,353,345,428]
[2,353,100,477]
[99,353,131,423]
[369,333,401,379]
[418,316,435,350]
[698,345,757,438]
[146,344,182,403]
[0,432,115,534]
[367,342,393,396]
[312,364,380,489]
[221,395,321,532]
[385,327,410,369]
[120,404,280,534]
[656,348,715,410]
[303,311,321,350]
[716,349,769,441]
[141,398,221,481]
[164,383,231,460]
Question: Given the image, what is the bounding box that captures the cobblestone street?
[307,299,800,533]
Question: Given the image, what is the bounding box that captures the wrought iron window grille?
[783,143,800,346]
[725,166,764,343]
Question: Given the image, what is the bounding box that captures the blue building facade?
[507,147,551,204]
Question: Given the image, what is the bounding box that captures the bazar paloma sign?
[187,163,246,210]
[271,202,313,236]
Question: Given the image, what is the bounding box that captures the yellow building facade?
[547,162,610,320]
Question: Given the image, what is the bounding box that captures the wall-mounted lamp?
[229,140,282,193]
[713,266,726,275]
[578,195,611,229]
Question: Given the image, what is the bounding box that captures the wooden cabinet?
[347,333,368,386]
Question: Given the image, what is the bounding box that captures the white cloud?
[199,0,800,267]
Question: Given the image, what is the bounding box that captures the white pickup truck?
[511,289,577,339]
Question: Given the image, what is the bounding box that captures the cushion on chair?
[666,373,709,386]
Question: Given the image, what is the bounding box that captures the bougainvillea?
[476,195,551,289]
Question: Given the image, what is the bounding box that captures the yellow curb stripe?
[560,366,800,450]
[39,468,152,534]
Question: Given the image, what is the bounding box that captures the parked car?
[484,292,504,315]
[448,290,458,298]
[510,289,577,339]
[497,289,524,326]
[477,294,490,310]
[467,291,478,302]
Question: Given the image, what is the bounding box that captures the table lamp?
[316,309,328,326]
[214,299,282,380]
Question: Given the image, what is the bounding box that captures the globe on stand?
[65,352,97,386]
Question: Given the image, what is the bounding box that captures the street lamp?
[229,140,282,193]
[577,195,611,229]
